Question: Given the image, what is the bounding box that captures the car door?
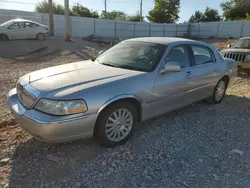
[24,22,37,39]
[187,44,221,100]
[150,45,194,118]
[6,22,21,39]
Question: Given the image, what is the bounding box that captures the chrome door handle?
[213,68,219,72]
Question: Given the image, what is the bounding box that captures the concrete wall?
[0,9,250,39]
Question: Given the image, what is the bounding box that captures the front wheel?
[206,79,227,104]
[94,102,138,148]
[0,34,9,41]
[37,33,45,41]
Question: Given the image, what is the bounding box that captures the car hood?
[20,60,144,96]
[221,48,250,53]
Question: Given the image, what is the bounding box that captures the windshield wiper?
[101,63,118,68]
[118,65,149,72]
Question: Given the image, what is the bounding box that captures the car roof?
[9,18,40,24]
[239,37,250,40]
[124,37,196,45]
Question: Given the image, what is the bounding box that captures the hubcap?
[105,108,133,142]
[215,81,225,101]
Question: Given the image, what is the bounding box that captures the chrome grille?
[16,82,37,108]
[223,52,246,62]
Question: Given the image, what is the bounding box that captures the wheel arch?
[0,33,9,40]
[96,94,143,122]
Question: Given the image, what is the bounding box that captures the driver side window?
[8,22,19,29]
[166,45,191,68]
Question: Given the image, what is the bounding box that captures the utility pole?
[48,0,54,36]
[140,0,142,22]
[104,0,107,19]
[64,0,70,41]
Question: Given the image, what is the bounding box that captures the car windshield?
[96,41,166,72]
[0,20,14,28]
[232,39,250,49]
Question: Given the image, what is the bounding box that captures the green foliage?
[35,0,65,15]
[220,0,250,20]
[189,7,221,23]
[71,6,99,18]
[147,0,180,23]
[246,13,250,20]
[101,11,127,20]
[127,12,143,22]
[189,11,204,23]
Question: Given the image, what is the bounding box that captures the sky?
[0,0,226,23]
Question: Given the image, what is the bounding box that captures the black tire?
[0,33,9,41]
[37,33,45,41]
[205,79,227,104]
[94,102,138,148]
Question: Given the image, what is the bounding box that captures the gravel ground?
[0,76,249,188]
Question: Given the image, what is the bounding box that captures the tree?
[101,11,127,20]
[35,0,65,15]
[189,7,221,23]
[71,5,99,18]
[189,11,204,23]
[220,0,250,20]
[246,13,250,20]
[202,7,221,22]
[127,12,143,22]
[147,0,180,23]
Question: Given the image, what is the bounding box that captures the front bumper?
[7,88,98,143]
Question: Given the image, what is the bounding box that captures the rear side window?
[191,45,215,66]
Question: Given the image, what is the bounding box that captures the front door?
[7,22,26,39]
[148,45,193,118]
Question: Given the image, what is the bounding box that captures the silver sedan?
[8,37,237,147]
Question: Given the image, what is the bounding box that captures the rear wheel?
[94,102,138,148]
[206,79,227,104]
[37,33,45,41]
[0,34,9,41]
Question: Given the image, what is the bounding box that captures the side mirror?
[160,62,181,74]
[99,50,104,56]
[227,44,232,48]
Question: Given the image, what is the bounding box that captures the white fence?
[0,9,250,39]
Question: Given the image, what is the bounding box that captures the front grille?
[16,82,37,108]
[223,52,246,62]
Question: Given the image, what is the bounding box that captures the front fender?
[97,94,142,113]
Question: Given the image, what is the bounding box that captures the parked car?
[220,37,250,71]
[8,37,237,147]
[0,18,49,41]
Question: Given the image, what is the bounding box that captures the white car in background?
[0,18,49,41]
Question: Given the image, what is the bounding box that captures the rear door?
[24,22,38,39]
[187,44,221,100]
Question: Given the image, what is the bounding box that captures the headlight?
[246,54,250,60]
[35,99,87,115]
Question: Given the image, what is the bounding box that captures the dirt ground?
[1,37,250,188]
